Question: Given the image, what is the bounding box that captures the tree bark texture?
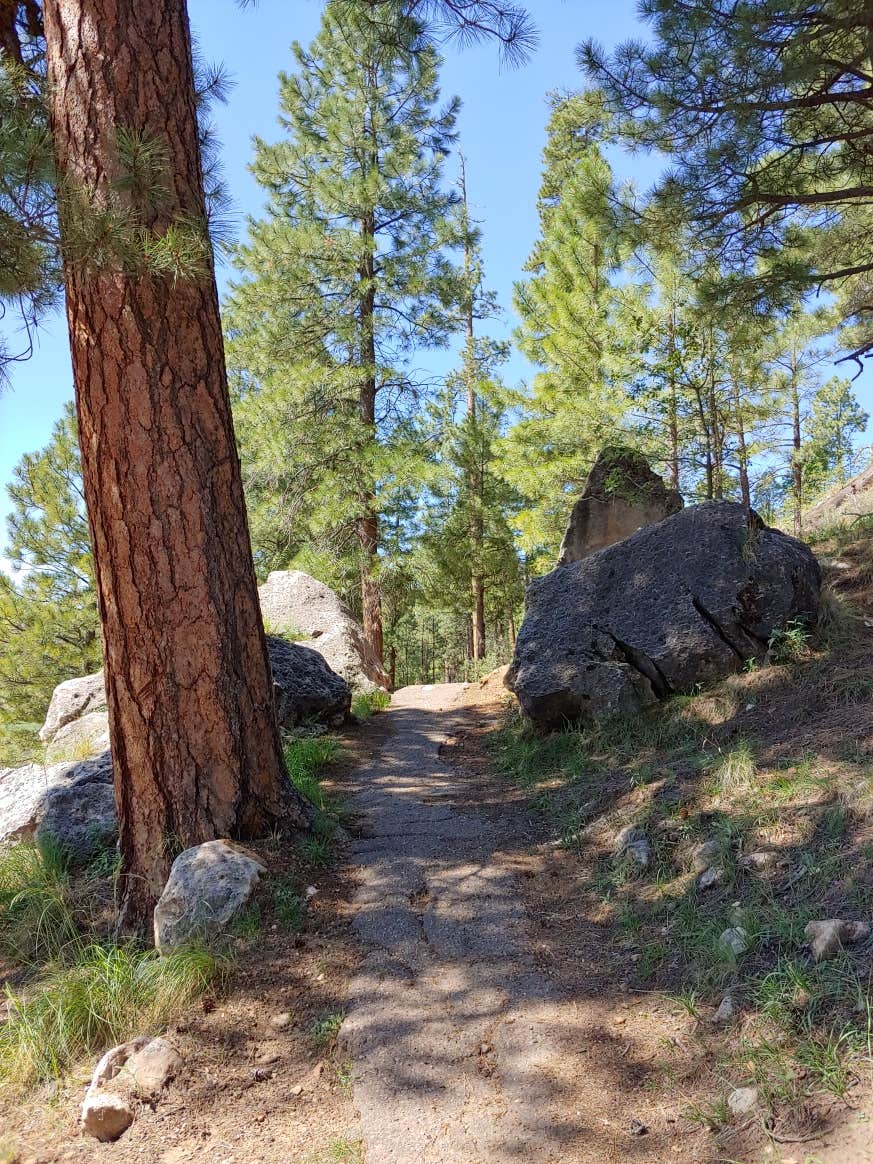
[43,0,304,926]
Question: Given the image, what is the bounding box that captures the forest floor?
[4,525,873,1163]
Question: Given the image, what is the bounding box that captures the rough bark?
[43,0,306,928]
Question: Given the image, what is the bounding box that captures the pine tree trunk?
[43,0,305,928]
[791,360,803,536]
[733,383,751,509]
[458,160,486,661]
[357,193,384,663]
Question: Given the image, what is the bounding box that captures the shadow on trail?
[339,690,671,1164]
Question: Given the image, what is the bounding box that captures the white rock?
[154,840,267,953]
[727,1086,758,1117]
[614,824,652,868]
[712,994,735,1024]
[270,1012,292,1030]
[719,926,750,957]
[739,850,778,871]
[691,839,721,873]
[81,1091,134,1141]
[258,570,389,692]
[40,670,107,743]
[698,866,725,890]
[805,919,871,962]
[122,1037,182,1098]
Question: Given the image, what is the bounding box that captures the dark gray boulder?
[267,635,351,728]
[557,446,683,566]
[507,503,821,729]
[0,751,116,863]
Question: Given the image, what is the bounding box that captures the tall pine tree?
[225,1,462,663]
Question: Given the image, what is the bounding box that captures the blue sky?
[0,0,869,555]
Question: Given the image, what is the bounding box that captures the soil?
[3,656,872,1163]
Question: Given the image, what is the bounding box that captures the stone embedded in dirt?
[123,1037,182,1099]
[712,994,736,1024]
[154,840,267,953]
[80,1035,181,1140]
[727,1086,758,1118]
[719,926,751,957]
[269,1012,292,1030]
[258,569,389,692]
[506,502,821,729]
[266,635,351,729]
[804,919,871,961]
[45,710,110,764]
[691,839,722,873]
[739,850,779,871]
[613,824,652,868]
[557,445,683,567]
[627,1118,649,1136]
[0,751,115,862]
[40,669,107,743]
[81,1090,135,1142]
[698,865,725,890]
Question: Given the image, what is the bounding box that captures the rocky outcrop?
[0,752,115,861]
[258,570,389,691]
[507,503,821,729]
[266,634,351,728]
[40,670,107,744]
[154,840,267,952]
[557,446,683,566]
[45,710,110,763]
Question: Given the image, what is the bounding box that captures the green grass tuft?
[0,841,80,964]
[351,690,391,719]
[0,942,229,1088]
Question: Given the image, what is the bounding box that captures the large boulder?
[507,503,821,729]
[557,446,683,566]
[36,635,351,753]
[0,752,115,861]
[45,710,111,764]
[153,839,267,952]
[40,670,107,744]
[266,634,351,728]
[258,570,389,691]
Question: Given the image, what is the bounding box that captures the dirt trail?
[342,683,574,1163]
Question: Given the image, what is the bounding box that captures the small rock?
[305,886,318,898]
[727,1086,758,1117]
[291,1083,304,1097]
[614,824,652,869]
[712,994,735,1024]
[805,919,871,961]
[628,1118,649,1136]
[81,1092,135,1142]
[270,1012,292,1030]
[123,1037,182,1099]
[719,926,750,957]
[739,851,778,871]
[698,866,725,890]
[691,839,721,873]
[153,839,267,953]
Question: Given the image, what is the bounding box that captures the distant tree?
[225,1,462,663]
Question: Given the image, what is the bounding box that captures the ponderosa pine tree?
[417,164,521,662]
[505,90,633,564]
[40,0,309,927]
[225,1,463,664]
